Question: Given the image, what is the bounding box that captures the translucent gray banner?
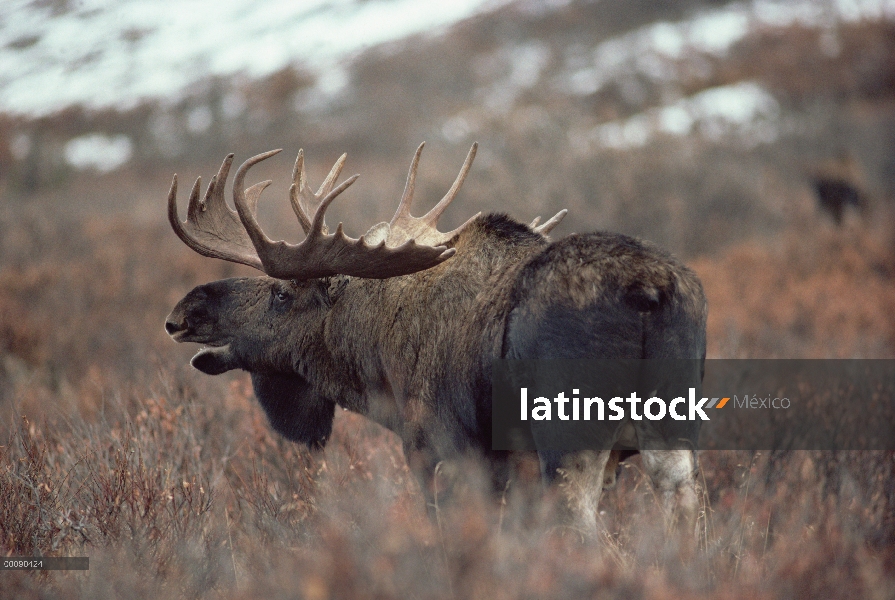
[492,360,895,451]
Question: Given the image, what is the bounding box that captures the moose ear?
[191,346,240,375]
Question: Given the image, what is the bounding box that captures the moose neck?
[318,276,416,432]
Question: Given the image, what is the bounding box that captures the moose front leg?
[402,439,451,520]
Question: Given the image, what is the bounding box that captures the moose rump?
[504,233,707,529]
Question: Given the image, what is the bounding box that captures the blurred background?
[2,1,895,596]
[2,0,894,389]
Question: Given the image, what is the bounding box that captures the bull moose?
[164,143,707,529]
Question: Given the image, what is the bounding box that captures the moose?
[164,143,707,529]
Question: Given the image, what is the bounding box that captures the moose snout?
[164,316,188,336]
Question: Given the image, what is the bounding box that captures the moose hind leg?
[640,449,698,532]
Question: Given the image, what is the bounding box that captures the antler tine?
[532,209,568,235]
[208,153,234,209]
[290,150,312,234]
[308,175,360,237]
[390,142,424,225]
[203,174,217,203]
[292,148,305,188]
[232,149,284,252]
[290,150,349,235]
[318,153,348,197]
[167,174,191,246]
[183,175,203,222]
[421,142,477,227]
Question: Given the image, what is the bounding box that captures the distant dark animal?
[813,177,866,225]
[164,144,707,529]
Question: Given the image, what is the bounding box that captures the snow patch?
[0,0,505,116]
[64,134,134,172]
[560,0,895,99]
[583,82,780,151]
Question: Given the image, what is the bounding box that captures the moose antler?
[529,209,568,235]
[167,154,264,270]
[233,150,458,280]
[169,144,483,280]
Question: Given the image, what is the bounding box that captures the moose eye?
[273,289,290,303]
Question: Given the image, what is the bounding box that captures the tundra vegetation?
[3,2,895,599]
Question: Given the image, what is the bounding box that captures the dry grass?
[2,385,895,598]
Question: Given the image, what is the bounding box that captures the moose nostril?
[165,319,186,335]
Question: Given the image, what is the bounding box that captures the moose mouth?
[193,343,230,357]
[169,329,194,343]
[165,327,238,375]
[168,326,227,348]
[190,343,239,375]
